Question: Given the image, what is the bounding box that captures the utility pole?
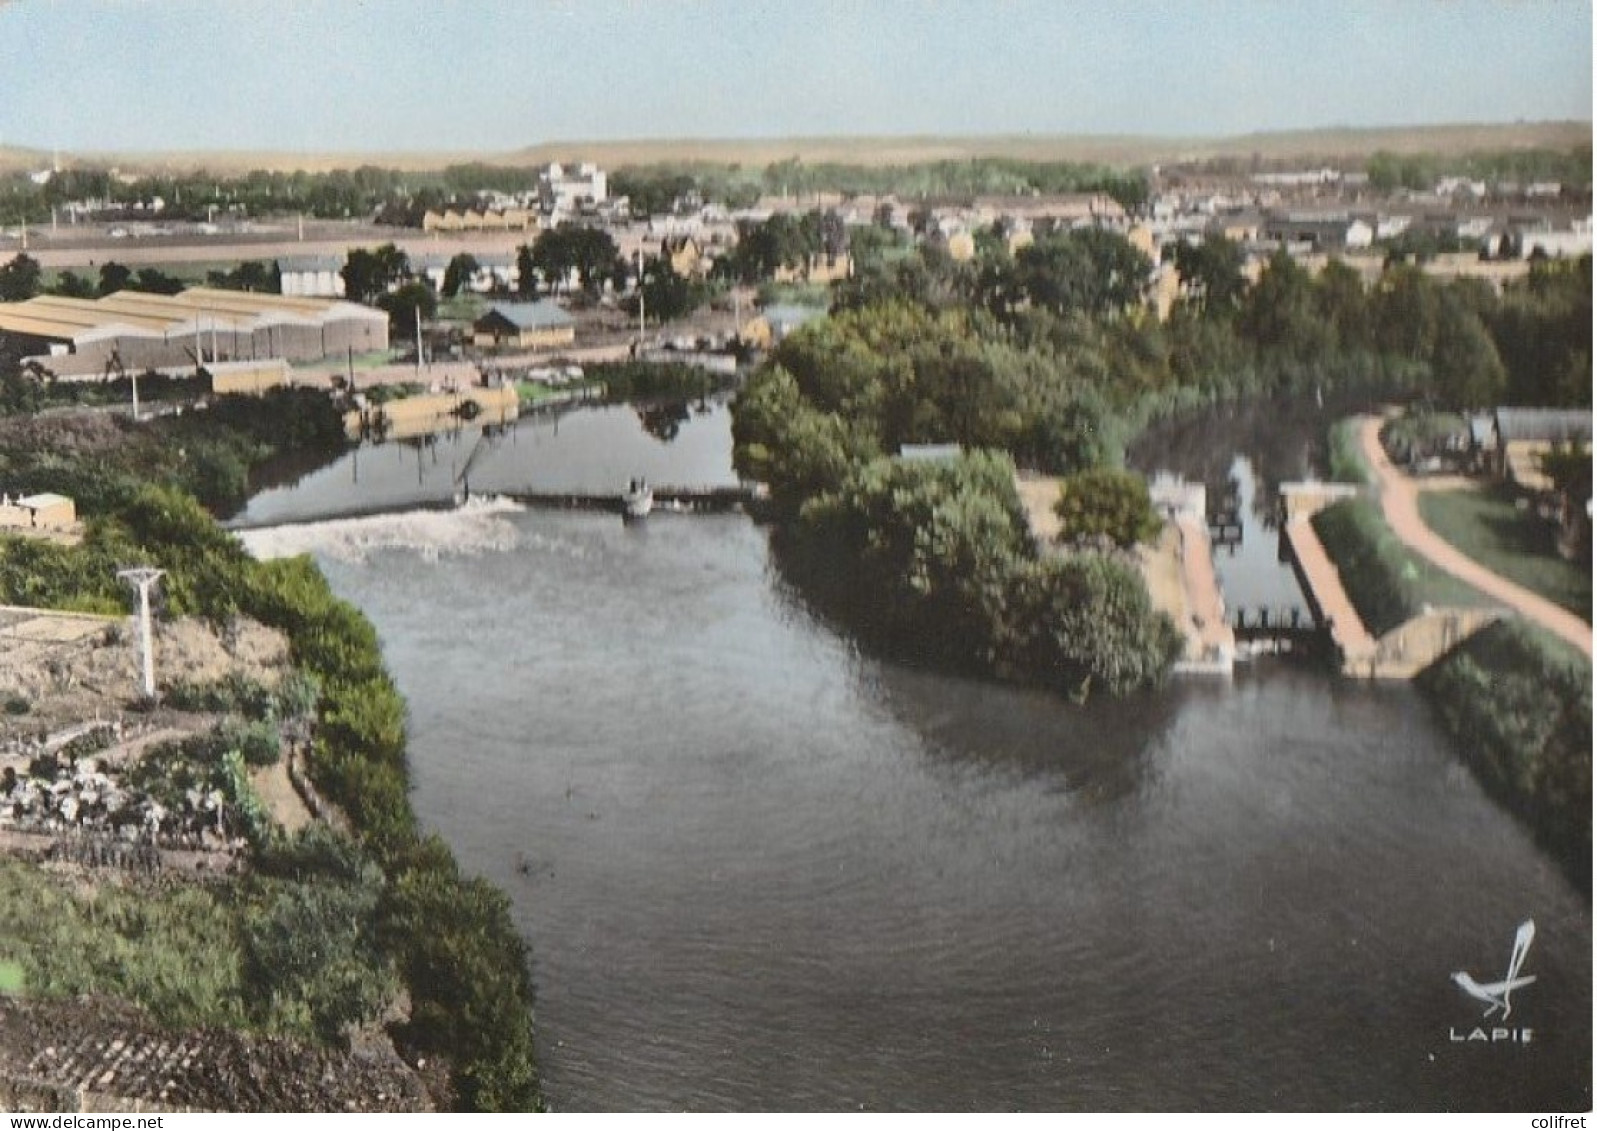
[636,248,645,338]
[414,303,423,378]
[116,568,165,700]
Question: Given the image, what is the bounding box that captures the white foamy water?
[237,496,526,564]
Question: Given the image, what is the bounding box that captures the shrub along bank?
[1310,497,1492,637]
[1309,426,1590,890]
[1417,621,1591,888]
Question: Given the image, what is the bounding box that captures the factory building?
[0,288,389,378]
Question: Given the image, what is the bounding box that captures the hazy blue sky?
[0,0,1590,152]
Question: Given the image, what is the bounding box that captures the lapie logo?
[1448,919,1536,1045]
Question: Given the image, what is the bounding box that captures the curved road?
[1356,414,1592,657]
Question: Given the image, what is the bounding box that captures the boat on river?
[622,477,654,521]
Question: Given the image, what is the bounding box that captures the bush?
[383,835,541,1112]
[1053,467,1162,549]
[1418,622,1591,887]
[1327,418,1372,485]
[1311,497,1490,636]
[220,717,282,767]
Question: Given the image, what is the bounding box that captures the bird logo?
[1452,920,1536,1021]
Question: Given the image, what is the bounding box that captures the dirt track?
[1356,414,1592,657]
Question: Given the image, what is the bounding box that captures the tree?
[1313,258,1373,352]
[1371,263,1441,361]
[1170,236,1245,315]
[205,260,278,293]
[1009,228,1151,319]
[567,227,620,296]
[638,256,705,324]
[98,261,133,296]
[131,267,185,295]
[0,253,41,302]
[1237,248,1332,361]
[531,225,620,297]
[1429,291,1507,410]
[342,244,410,304]
[377,282,437,342]
[49,270,97,299]
[441,253,480,298]
[514,244,537,298]
[1052,467,1161,549]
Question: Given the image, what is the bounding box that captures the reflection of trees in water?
[636,400,691,443]
[235,441,350,517]
[1127,392,1375,530]
[874,663,1186,806]
[764,528,1183,805]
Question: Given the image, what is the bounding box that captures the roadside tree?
[0,253,41,302]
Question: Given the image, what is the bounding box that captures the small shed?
[0,491,77,530]
[1492,407,1593,492]
[473,302,576,351]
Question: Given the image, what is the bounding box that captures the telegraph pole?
[116,567,165,700]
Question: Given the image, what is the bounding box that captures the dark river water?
[238,402,1591,1112]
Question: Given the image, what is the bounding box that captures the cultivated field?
[2,120,1589,176]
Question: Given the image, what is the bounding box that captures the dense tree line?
[1365,147,1592,194]
[733,303,1181,698]
[841,231,1590,415]
[733,226,1591,700]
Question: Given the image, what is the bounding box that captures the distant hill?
[9,121,1591,176]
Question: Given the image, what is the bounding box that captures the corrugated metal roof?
[95,294,253,331]
[13,297,176,330]
[179,287,344,314]
[762,304,826,327]
[897,443,964,462]
[277,255,345,272]
[0,310,85,340]
[1494,407,1593,444]
[477,301,573,330]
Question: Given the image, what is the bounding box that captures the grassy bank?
[1311,496,1492,636]
[1327,417,1373,485]
[1418,485,1592,620]
[0,414,542,1108]
[1417,621,1592,889]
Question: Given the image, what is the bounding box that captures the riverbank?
[0,406,543,1110]
[1313,414,1591,887]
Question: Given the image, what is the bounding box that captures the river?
[238,402,1591,1112]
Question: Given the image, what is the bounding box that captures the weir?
[225,485,757,532]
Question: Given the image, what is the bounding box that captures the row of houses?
[0,289,388,377]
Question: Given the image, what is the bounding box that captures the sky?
[0,0,1590,153]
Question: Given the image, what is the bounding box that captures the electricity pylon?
[116,567,165,700]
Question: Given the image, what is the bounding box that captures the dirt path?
[1356,415,1592,657]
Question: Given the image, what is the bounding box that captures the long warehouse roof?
[0,287,386,343]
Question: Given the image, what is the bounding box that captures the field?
[2,121,1589,176]
[1418,485,1592,620]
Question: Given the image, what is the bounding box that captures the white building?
[277,255,346,298]
[538,163,608,216]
